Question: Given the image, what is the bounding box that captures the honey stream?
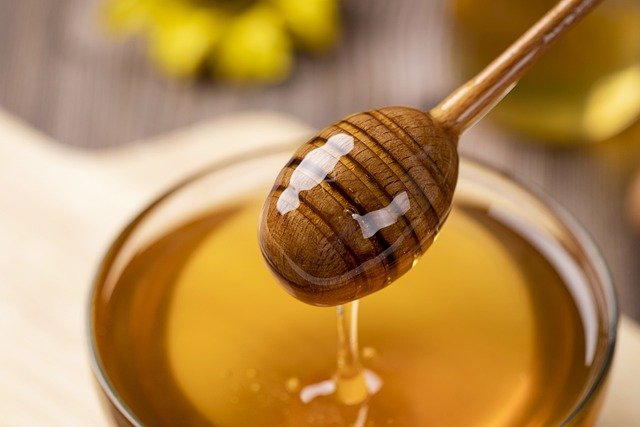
[334,301,369,406]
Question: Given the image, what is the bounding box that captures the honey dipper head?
[259,107,459,306]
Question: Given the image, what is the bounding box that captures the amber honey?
[92,191,605,426]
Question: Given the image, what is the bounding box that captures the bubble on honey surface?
[246,368,258,379]
[286,377,301,393]
[361,346,377,360]
[249,381,262,393]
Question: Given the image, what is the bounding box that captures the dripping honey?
[93,194,600,426]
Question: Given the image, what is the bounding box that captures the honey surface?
[95,197,590,426]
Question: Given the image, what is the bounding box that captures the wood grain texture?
[259,107,458,306]
[0,1,638,318]
[258,0,604,306]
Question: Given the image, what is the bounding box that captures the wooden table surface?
[1,0,639,321]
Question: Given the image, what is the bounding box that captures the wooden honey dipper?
[259,0,602,306]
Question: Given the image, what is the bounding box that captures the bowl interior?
[89,150,617,426]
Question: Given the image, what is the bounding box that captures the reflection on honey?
[94,195,596,426]
[454,0,640,143]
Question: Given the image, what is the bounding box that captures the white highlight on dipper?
[352,192,410,239]
[277,133,355,215]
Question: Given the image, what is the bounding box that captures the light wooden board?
[0,110,638,426]
[3,0,640,321]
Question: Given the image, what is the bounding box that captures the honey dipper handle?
[430,0,603,135]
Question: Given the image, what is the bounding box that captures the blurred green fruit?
[149,7,225,77]
[103,0,340,83]
[274,0,339,52]
[214,5,292,83]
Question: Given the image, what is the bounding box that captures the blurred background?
[1,1,640,423]
[0,0,639,319]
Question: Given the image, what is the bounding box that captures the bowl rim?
[86,143,618,426]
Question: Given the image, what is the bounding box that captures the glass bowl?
[88,142,617,426]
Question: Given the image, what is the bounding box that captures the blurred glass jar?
[452,0,640,144]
